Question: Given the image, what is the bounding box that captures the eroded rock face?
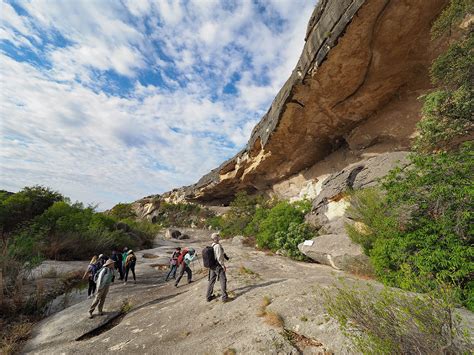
[167,0,447,204]
[298,151,410,271]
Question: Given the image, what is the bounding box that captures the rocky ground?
[22,229,473,354]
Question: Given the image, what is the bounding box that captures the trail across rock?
[18,229,410,354]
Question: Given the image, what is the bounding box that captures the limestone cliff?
[155,0,446,206]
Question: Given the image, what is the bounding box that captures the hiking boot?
[207,295,216,302]
[174,284,178,288]
[188,280,193,284]
[88,311,93,319]
[98,311,104,316]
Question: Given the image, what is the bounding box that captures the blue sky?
[0,0,315,209]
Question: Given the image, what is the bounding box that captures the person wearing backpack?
[124,250,137,284]
[205,233,228,302]
[175,248,196,287]
[82,255,99,299]
[112,250,124,281]
[88,258,115,318]
[165,247,181,281]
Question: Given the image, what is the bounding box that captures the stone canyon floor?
[22,229,473,354]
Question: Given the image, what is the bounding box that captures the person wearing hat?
[124,249,137,284]
[88,258,115,318]
[206,233,229,302]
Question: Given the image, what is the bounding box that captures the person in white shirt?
[206,233,228,302]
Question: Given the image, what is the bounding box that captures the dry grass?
[0,319,34,355]
[257,296,272,317]
[42,267,58,278]
[223,349,237,355]
[263,311,284,328]
[238,265,259,276]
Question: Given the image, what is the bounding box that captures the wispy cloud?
[0,0,315,209]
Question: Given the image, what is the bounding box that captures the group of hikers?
[82,248,137,318]
[84,232,229,318]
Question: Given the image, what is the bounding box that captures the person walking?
[88,258,115,318]
[206,233,228,302]
[165,247,181,281]
[175,248,196,287]
[82,255,99,299]
[112,250,124,280]
[97,253,108,269]
[122,247,128,277]
[124,250,137,284]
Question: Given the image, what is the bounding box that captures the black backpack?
[202,246,218,269]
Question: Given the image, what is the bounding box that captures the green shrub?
[431,0,474,38]
[0,186,64,236]
[324,282,471,354]
[108,203,136,220]
[213,191,264,237]
[254,200,310,250]
[416,22,473,152]
[347,145,473,309]
[153,201,212,228]
[275,222,314,260]
[6,197,159,261]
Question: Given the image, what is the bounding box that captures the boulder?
[298,234,370,272]
[165,229,182,240]
[177,234,190,240]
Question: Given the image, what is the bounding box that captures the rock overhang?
[156,0,449,205]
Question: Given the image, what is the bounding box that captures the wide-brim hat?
[104,259,115,267]
[211,233,220,242]
[127,249,133,255]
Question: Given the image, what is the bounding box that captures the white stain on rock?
[324,198,350,220]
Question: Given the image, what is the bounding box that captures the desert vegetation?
[207,191,314,260]
[0,186,160,353]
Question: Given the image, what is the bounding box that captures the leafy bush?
[5,195,159,262]
[0,186,64,237]
[324,282,471,354]
[275,222,314,260]
[108,203,136,220]
[212,191,265,237]
[416,23,473,152]
[348,146,473,309]
[253,200,310,250]
[154,201,212,228]
[431,0,474,38]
